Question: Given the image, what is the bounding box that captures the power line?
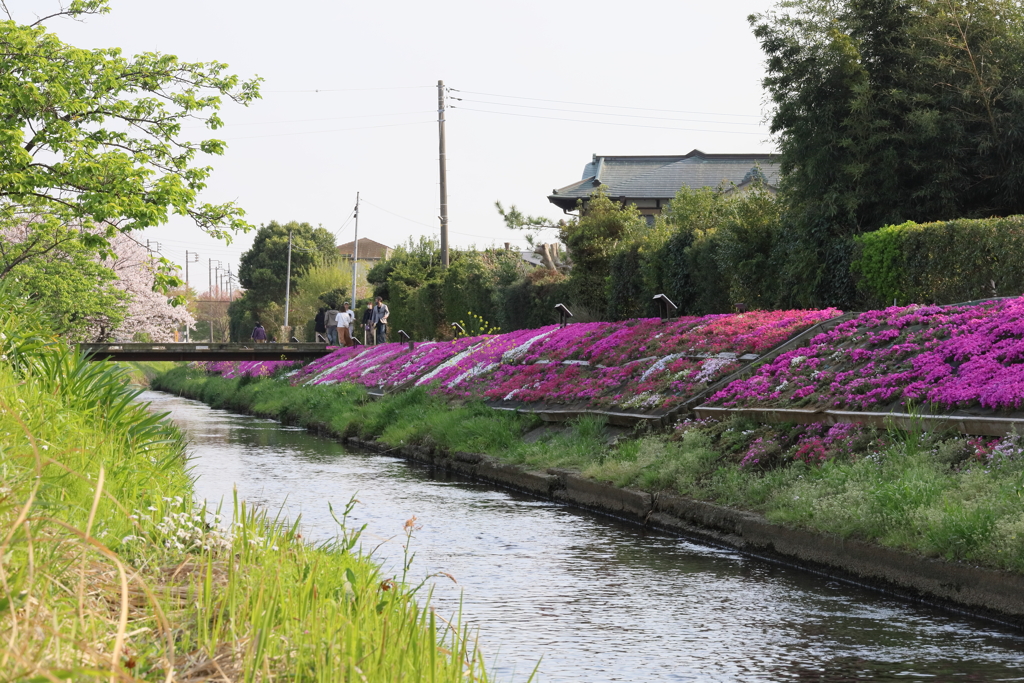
[450,106,768,135]
[450,88,763,119]
[360,198,505,241]
[456,98,765,127]
[184,111,435,129]
[218,120,435,141]
[263,85,435,93]
[360,198,435,229]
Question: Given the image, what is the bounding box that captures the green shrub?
[853,216,1024,306]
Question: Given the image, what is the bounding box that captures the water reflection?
[143,391,1024,682]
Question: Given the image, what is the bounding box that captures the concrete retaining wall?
[347,435,1024,630]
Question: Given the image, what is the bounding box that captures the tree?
[97,234,195,342]
[0,1,260,234]
[231,221,337,338]
[558,191,647,316]
[0,0,260,313]
[751,0,1024,306]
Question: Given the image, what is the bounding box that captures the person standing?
[337,302,355,346]
[371,296,389,345]
[251,322,267,343]
[314,307,327,343]
[325,304,341,345]
[361,302,373,345]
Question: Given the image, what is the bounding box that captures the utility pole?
[438,79,449,268]
[227,264,233,300]
[351,192,360,311]
[284,230,293,334]
[185,251,199,342]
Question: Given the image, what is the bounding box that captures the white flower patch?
[694,357,733,384]
[447,362,498,387]
[310,348,373,384]
[416,345,480,385]
[790,355,808,367]
[501,329,557,364]
[622,391,663,409]
[503,388,520,401]
[640,353,684,382]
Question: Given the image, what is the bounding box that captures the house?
[547,149,780,221]
[337,238,392,301]
[337,237,393,262]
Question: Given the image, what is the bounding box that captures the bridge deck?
[79,342,332,362]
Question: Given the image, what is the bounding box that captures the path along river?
[143,390,1024,682]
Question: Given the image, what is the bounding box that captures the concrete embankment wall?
[345,435,1024,631]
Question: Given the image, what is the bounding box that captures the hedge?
[852,216,1024,307]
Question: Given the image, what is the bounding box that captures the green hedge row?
[852,217,1024,307]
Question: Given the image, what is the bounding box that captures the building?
[547,149,780,220]
[337,238,392,301]
[337,237,393,262]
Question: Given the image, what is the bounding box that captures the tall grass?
[1,295,494,681]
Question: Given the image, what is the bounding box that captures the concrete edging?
[346,435,1024,630]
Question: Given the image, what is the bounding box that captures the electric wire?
[360,198,509,241]
[449,88,762,119]
[184,111,436,129]
[218,120,435,141]
[455,98,765,127]
[450,106,768,135]
[264,85,435,93]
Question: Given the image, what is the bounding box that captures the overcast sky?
[48,0,777,293]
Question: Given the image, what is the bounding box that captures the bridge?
[79,342,333,362]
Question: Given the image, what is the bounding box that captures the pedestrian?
[325,303,341,345]
[314,307,327,343]
[361,302,373,345]
[251,321,267,344]
[337,302,355,346]
[371,296,389,345]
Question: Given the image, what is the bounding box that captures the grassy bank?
[154,365,1024,575]
[2,315,491,680]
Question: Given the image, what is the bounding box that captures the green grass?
[115,360,177,386]
[2,323,494,680]
[153,366,1024,575]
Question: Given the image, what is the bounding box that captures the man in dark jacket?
[370,297,389,345]
[251,322,267,343]
[361,302,373,345]
[314,308,327,343]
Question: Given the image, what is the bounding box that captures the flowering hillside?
[709,298,1024,412]
[251,309,840,412]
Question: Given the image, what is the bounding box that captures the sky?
[45,0,777,294]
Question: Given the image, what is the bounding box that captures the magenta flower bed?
[255,309,839,411]
[709,298,1024,412]
[203,360,296,378]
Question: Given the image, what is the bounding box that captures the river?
[142,390,1024,682]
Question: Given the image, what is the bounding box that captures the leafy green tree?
[558,191,646,316]
[0,1,259,333]
[751,0,1024,306]
[236,221,337,308]
[0,1,260,241]
[230,221,336,339]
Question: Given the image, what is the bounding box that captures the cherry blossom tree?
[95,234,195,342]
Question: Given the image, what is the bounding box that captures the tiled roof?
[548,150,780,210]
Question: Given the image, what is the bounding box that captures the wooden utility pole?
[438,79,449,268]
[185,250,198,342]
[284,230,293,333]
[351,192,360,311]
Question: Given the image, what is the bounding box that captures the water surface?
[143,391,1024,682]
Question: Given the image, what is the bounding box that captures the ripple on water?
[141,391,1024,683]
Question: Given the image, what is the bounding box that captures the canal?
[143,390,1024,682]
